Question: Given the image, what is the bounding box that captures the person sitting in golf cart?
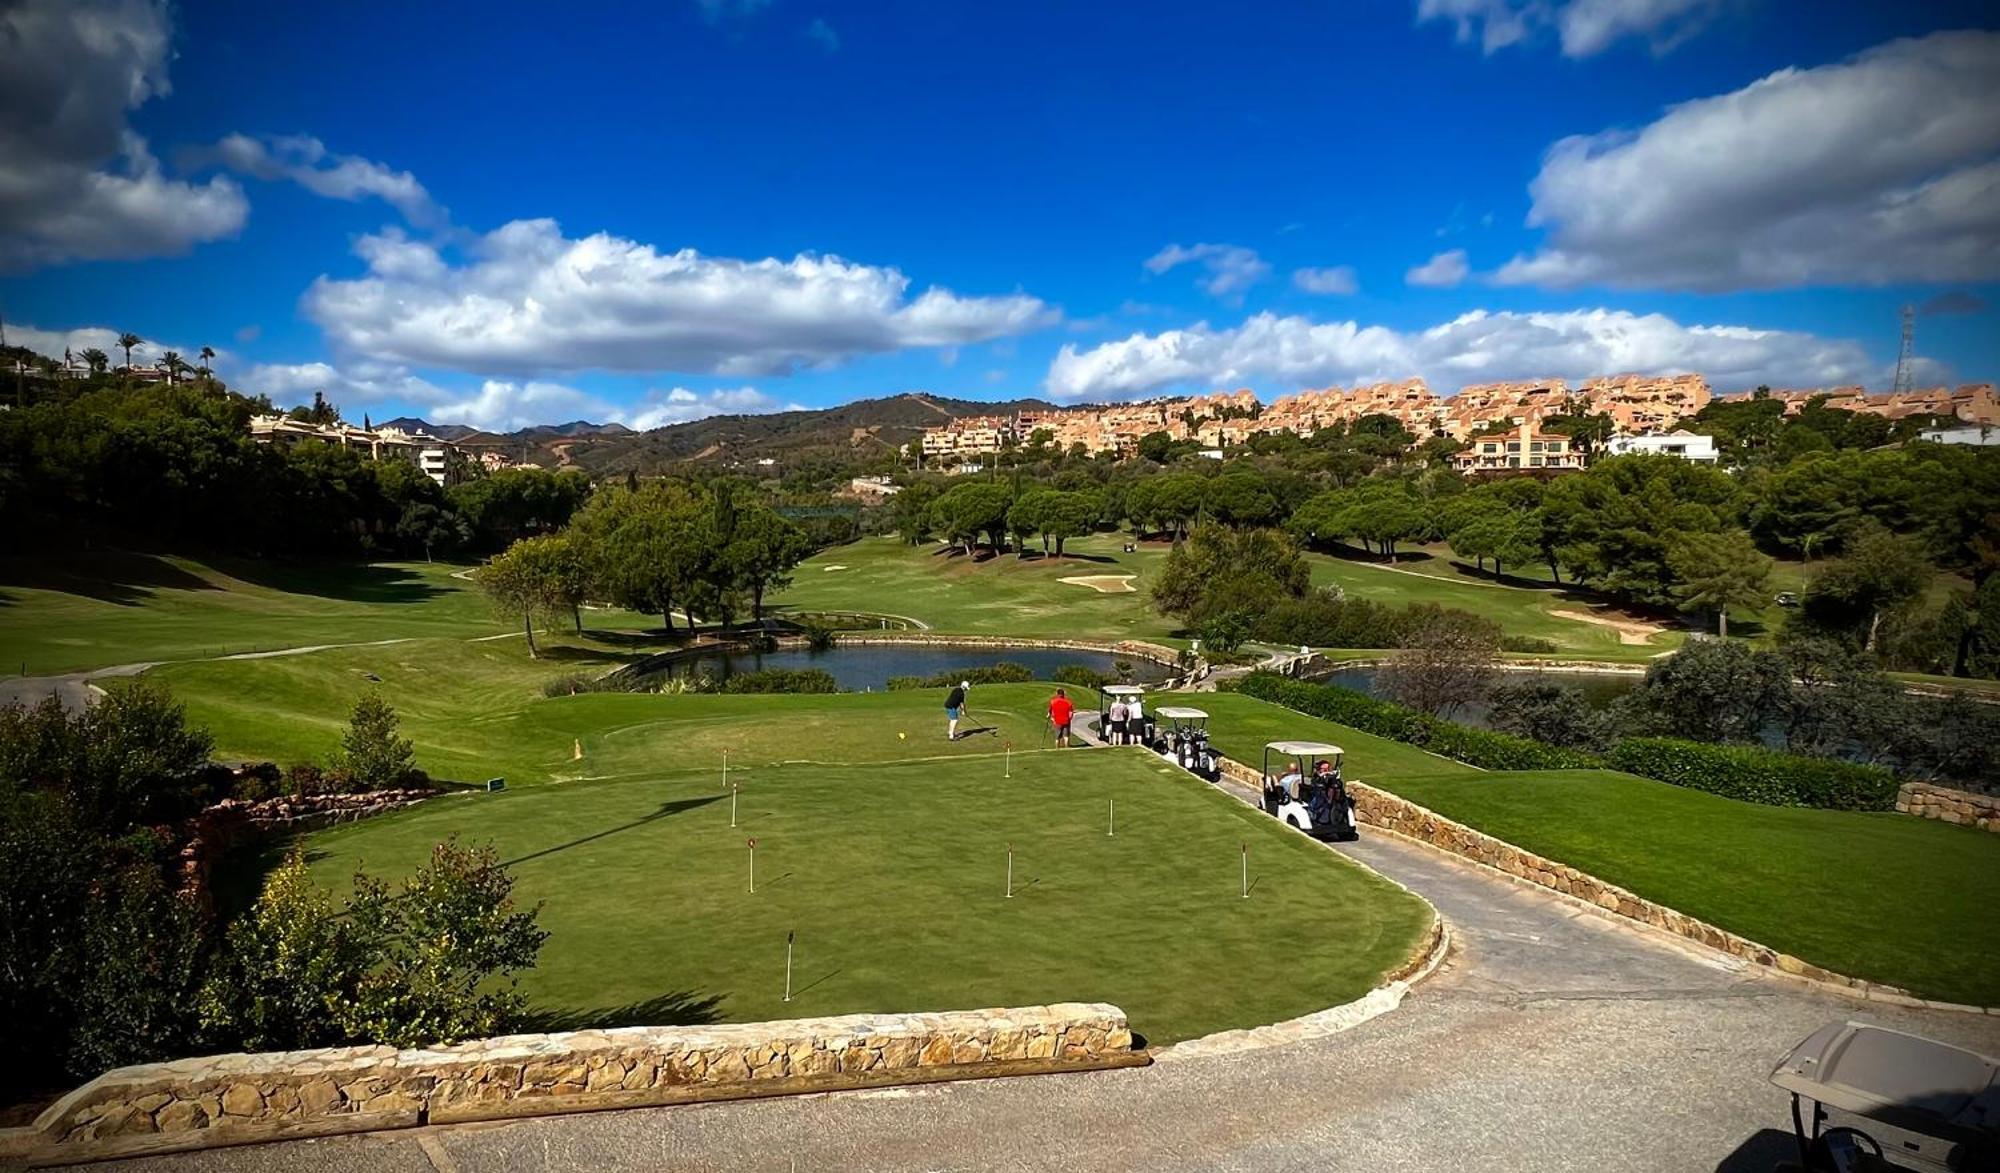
[1273,759,1304,803]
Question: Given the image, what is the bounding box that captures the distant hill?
[379,394,1053,476]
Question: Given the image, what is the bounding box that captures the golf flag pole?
[730,781,738,828]
[1005,843,1014,899]
[1004,740,1011,779]
[1108,798,1115,837]
[748,837,757,894]
[1241,841,1249,899]
[723,749,729,795]
[783,930,794,1003]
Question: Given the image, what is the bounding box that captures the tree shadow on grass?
[214,558,451,606]
[0,549,221,607]
[501,794,724,869]
[536,644,632,665]
[522,989,726,1032]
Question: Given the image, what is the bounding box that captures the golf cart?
[1156,706,1217,780]
[1768,1021,1997,1172]
[1259,741,1357,841]
[1097,684,1152,747]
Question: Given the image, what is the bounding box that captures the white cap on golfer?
[960,680,970,689]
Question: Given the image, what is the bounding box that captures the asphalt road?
[74,829,2000,1173]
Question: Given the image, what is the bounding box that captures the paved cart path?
[70,818,2000,1173]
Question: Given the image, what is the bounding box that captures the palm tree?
[81,348,108,374]
[199,345,215,375]
[116,332,142,372]
[162,351,185,384]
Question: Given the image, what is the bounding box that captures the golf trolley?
[1768,1021,1997,1172]
[1155,706,1218,781]
[1259,741,1358,841]
[1096,684,1153,748]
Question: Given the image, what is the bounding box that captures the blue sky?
[3,0,1995,430]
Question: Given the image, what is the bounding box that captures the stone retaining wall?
[0,1004,1140,1166]
[1212,758,1899,999]
[1897,782,2000,832]
[175,789,440,908]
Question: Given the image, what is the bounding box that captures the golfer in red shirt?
[1048,688,1075,748]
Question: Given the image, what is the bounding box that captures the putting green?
[293,750,1435,1045]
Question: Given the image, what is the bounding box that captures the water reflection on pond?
[633,644,1172,693]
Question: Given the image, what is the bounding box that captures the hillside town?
[918,375,2000,467]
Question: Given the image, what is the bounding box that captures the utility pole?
[1892,304,1916,394]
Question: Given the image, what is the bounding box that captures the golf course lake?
[632,643,1174,692]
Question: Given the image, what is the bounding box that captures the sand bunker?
[1549,608,1667,645]
[1060,574,1137,593]
[822,565,848,572]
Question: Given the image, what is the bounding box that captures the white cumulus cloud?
[1406,249,1470,288]
[1043,308,1882,401]
[626,386,803,430]
[1497,31,2000,291]
[235,359,802,434]
[1144,243,1272,301]
[0,0,247,269]
[184,134,445,227]
[302,219,1055,378]
[5,323,218,368]
[1292,266,1359,296]
[1416,0,1725,58]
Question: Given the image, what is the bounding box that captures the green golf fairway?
[150,647,1114,785]
[292,750,1436,1045]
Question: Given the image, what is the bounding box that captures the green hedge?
[718,668,840,694]
[1610,738,1899,811]
[886,662,1036,691]
[1230,673,1603,771]
[1231,672,1904,811]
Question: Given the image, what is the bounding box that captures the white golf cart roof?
[1265,740,1343,756]
[1100,684,1146,697]
[1771,1021,1999,1138]
[1156,706,1208,720]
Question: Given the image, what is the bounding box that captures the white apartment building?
[1603,430,1720,463]
[249,415,461,485]
[1918,425,2000,447]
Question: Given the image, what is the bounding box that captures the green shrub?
[1500,635,1560,653]
[885,662,1037,690]
[203,842,548,1052]
[1231,672,1603,771]
[335,693,422,789]
[717,668,839,694]
[1052,663,1111,689]
[231,762,285,802]
[1610,738,1899,811]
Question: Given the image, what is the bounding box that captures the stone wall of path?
[1897,781,2000,832]
[1213,758,1990,1010]
[0,1004,1141,1166]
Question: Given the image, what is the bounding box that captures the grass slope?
[0,552,501,675]
[151,643,1106,785]
[1386,769,2000,1006]
[779,534,1682,661]
[297,751,1434,1045]
[773,534,1177,641]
